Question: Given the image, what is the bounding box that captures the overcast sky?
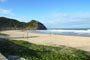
[0,0,90,28]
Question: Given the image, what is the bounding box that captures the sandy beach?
[1,30,90,51]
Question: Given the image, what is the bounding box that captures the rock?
[0,53,8,60]
[8,55,26,60]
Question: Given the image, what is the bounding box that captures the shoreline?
[1,30,90,51]
[26,31,90,38]
[25,30,90,37]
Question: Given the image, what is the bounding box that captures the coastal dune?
[1,30,90,51]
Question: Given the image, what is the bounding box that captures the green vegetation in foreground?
[0,40,90,60]
[0,33,9,36]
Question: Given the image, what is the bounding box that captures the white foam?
[36,29,90,34]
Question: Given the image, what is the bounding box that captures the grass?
[0,33,9,36]
[0,40,90,60]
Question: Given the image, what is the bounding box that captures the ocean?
[26,28,90,37]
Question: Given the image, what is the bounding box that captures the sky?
[0,0,90,28]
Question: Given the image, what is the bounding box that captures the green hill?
[26,20,47,30]
[0,17,47,30]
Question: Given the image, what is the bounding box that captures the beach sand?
[1,30,90,51]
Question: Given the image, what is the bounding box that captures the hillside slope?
[0,17,47,30]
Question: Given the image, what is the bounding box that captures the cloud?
[17,16,31,22]
[41,12,90,28]
[0,8,15,16]
[0,0,7,2]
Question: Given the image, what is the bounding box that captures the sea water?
[26,28,90,37]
